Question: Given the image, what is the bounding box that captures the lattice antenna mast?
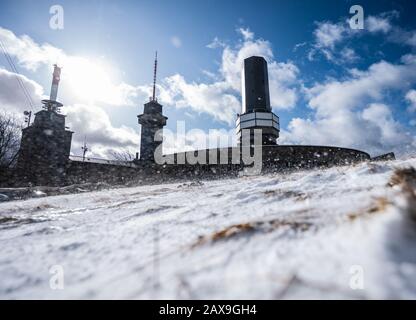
[152,51,158,102]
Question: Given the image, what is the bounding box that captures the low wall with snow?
[65,161,141,185]
[63,145,371,186]
[5,145,372,187]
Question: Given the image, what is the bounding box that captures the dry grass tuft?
[389,167,416,191]
[263,190,308,202]
[389,167,416,221]
[193,219,313,248]
[0,217,18,224]
[347,167,416,222]
[347,197,392,221]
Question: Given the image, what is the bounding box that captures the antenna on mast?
[50,64,61,102]
[152,51,158,102]
[42,64,63,112]
[82,136,89,162]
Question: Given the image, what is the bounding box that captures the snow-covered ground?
[1,158,416,299]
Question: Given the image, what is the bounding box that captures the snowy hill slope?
[1,158,416,299]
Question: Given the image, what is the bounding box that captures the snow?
[1,158,416,299]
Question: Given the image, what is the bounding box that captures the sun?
[63,56,121,105]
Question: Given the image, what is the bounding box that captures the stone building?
[137,52,168,162]
[16,65,73,185]
[138,100,167,162]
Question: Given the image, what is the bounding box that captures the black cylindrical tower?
[237,56,280,146]
[242,56,271,113]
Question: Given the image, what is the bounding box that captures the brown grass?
[263,189,308,202]
[389,167,416,221]
[348,167,416,222]
[193,219,313,248]
[347,197,392,221]
[389,167,416,191]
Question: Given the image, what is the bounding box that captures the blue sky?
[0,0,416,158]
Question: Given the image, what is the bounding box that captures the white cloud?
[313,22,346,50]
[0,26,253,158]
[220,35,273,91]
[220,28,299,109]
[309,12,415,63]
[0,27,143,158]
[367,16,393,33]
[406,32,416,47]
[0,68,44,114]
[282,57,416,156]
[0,27,62,71]
[2,26,299,129]
[307,58,416,117]
[0,27,139,107]
[201,69,219,80]
[171,36,182,48]
[386,28,416,48]
[362,103,410,148]
[237,28,254,41]
[293,42,307,52]
[268,62,299,109]
[160,75,240,124]
[159,28,299,125]
[308,21,351,63]
[283,104,414,157]
[0,67,139,159]
[4,23,413,160]
[63,104,140,158]
[207,37,226,49]
[340,47,358,62]
[406,89,416,112]
[370,11,416,47]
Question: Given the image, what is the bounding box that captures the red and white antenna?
[42,64,63,112]
[50,64,61,102]
[151,51,158,102]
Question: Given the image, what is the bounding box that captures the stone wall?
[61,145,372,186]
[5,145,373,187]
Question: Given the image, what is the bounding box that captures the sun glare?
[62,57,121,105]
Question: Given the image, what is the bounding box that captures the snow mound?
[1,158,416,299]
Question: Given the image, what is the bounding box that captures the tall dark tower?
[17,65,73,185]
[236,56,280,145]
[138,52,168,162]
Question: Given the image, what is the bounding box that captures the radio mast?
[151,51,158,102]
